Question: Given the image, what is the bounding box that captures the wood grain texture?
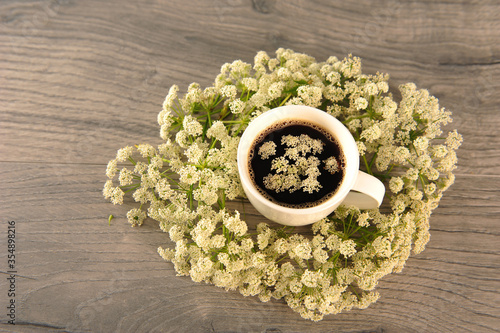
[1,0,499,332]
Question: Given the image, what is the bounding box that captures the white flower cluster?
[324,156,340,174]
[103,49,462,321]
[260,133,333,194]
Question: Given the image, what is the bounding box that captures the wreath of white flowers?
[104,49,462,321]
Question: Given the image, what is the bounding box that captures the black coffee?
[248,119,345,208]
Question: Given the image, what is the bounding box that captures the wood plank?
[1,0,499,173]
[1,0,499,331]
[0,162,498,332]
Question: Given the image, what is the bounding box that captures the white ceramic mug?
[237,105,385,226]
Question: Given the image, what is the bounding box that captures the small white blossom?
[268,82,285,100]
[132,186,151,204]
[405,168,420,181]
[301,270,321,288]
[393,146,410,164]
[354,97,369,110]
[193,187,219,205]
[127,208,146,227]
[445,130,463,150]
[356,141,367,156]
[277,67,292,80]
[206,121,230,144]
[223,211,247,237]
[102,180,113,199]
[162,85,179,111]
[360,123,381,142]
[242,77,258,91]
[339,239,357,257]
[136,144,156,158]
[326,71,341,84]
[413,137,429,152]
[110,186,124,205]
[118,168,134,186]
[190,257,214,283]
[155,178,173,200]
[182,115,203,137]
[424,183,437,195]
[290,237,312,260]
[220,84,238,100]
[185,143,206,164]
[357,212,371,227]
[258,141,277,160]
[179,165,200,185]
[313,247,329,263]
[116,146,134,162]
[324,156,339,174]
[431,145,449,159]
[363,82,378,96]
[389,177,404,193]
[416,154,432,169]
[229,99,246,114]
[325,234,341,251]
[106,159,118,178]
[297,85,322,107]
[273,238,289,254]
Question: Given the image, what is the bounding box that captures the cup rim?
[237,105,359,215]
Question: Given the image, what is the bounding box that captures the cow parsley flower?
[223,211,247,237]
[106,159,118,179]
[220,84,237,100]
[228,99,245,114]
[110,186,124,205]
[389,177,405,193]
[182,115,203,137]
[324,156,340,174]
[258,141,277,160]
[297,85,323,107]
[354,97,369,110]
[177,165,198,185]
[301,269,321,288]
[118,168,134,186]
[116,146,134,162]
[127,208,146,227]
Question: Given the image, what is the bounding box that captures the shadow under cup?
[237,105,367,227]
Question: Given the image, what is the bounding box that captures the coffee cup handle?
[341,171,385,209]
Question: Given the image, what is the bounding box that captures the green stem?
[350,285,361,300]
[128,157,137,165]
[362,155,373,175]
[343,114,370,124]
[189,185,194,210]
[278,94,292,107]
[121,185,140,193]
[218,190,226,210]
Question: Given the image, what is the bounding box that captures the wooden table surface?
[1,1,499,332]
